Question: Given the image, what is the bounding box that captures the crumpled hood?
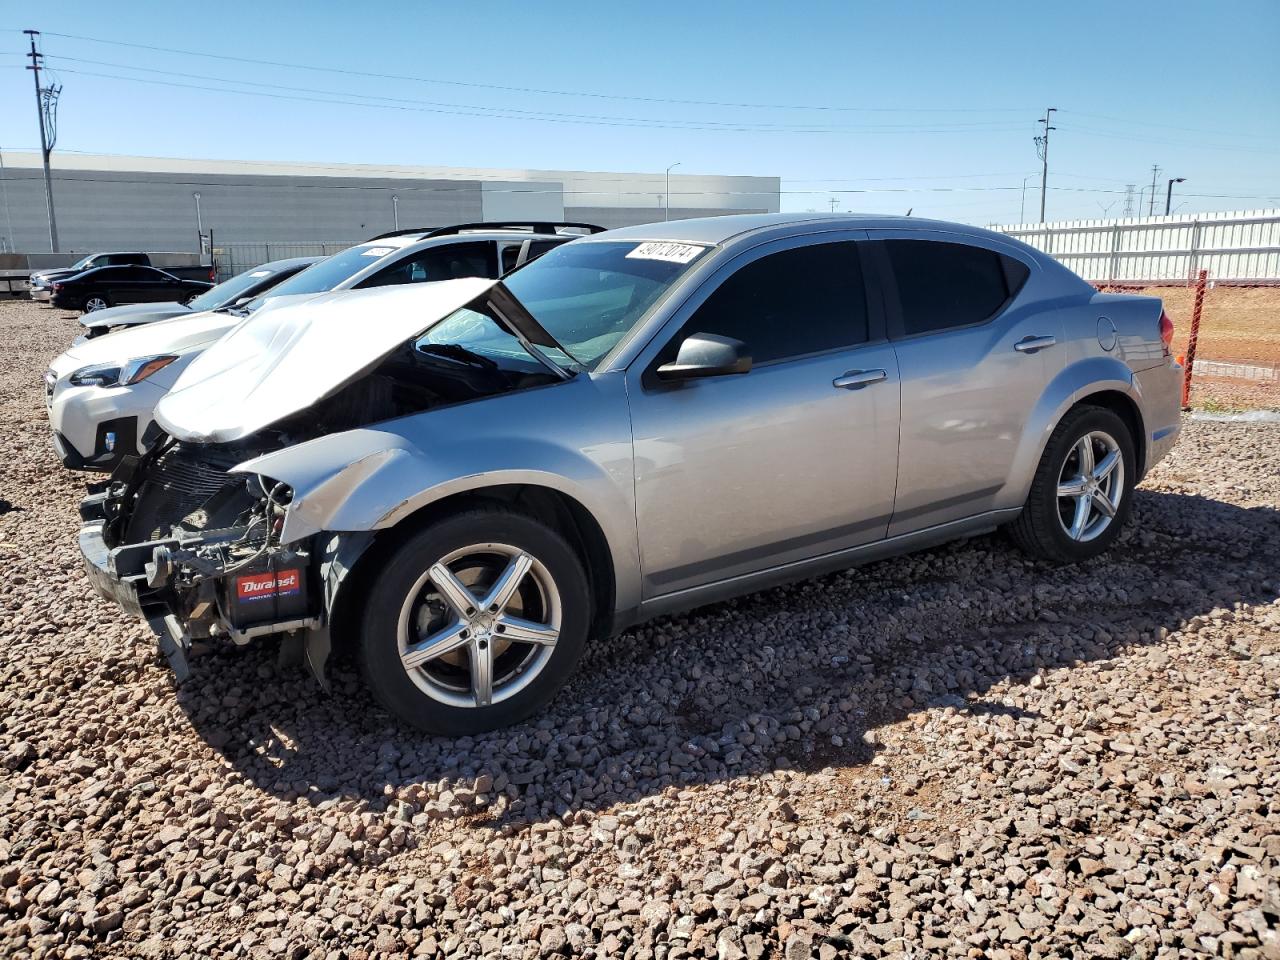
[80,301,190,329]
[155,278,496,444]
[49,308,245,379]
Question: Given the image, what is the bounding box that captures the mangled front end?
[79,438,332,680]
[75,278,555,683]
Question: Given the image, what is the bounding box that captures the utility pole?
[1034,107,1056,223]
[1122,184,1136,218]
[24,30,60,252]
[1147,164,1160,217]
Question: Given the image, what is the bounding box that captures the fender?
[999,354,1142,509]
[231,373,644,614]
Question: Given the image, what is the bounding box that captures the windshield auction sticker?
[362,247,396,257]
[625,242,705,264]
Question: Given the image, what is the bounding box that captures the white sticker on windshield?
[248,270,270,277]
[625,242,704,264]
[362,246,396,257]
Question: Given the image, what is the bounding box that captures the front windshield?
[187,266,282,312]
[244,243,398,307]
[499,240,708,369]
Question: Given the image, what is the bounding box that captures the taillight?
[208,266,216,282]
[1158,309,1174,355]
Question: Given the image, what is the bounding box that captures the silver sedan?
[79,213,1182,733]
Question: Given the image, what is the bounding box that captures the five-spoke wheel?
[1055,430,1124,543]
[397,544,561,708]
[360,508,590,734]
[1010,405,1135,561]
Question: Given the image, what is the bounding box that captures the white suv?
[45,222,600,470]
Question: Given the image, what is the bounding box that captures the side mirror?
[655,332,752,381]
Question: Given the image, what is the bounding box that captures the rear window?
[883,240,1029,336]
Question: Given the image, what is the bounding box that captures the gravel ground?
[2,298,1278,960]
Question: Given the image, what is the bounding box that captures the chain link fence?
[213,241,359,281]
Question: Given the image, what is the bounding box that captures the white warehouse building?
[0,151,780,258]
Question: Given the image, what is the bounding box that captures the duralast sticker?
[236,569,301,602]
[625,242,705,264]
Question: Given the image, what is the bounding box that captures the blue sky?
[2,0,1277,225]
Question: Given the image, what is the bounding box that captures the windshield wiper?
[416,342,499,370]
[214,304,250,317]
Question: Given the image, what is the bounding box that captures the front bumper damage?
[76,458,368,688]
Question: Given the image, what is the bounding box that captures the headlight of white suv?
[68,355,179,388]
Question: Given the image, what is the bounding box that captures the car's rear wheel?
[359,508,591,734]
[82,295,110,313]
[1009,405,1136,562]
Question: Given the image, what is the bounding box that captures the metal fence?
[992,209,1280,285]
[213,240,358,280]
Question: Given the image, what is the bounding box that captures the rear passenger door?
[866,230,1062,536]
[126,266,181,302]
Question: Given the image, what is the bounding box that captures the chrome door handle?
[833,369,887,390]
[1014,335,1057,353]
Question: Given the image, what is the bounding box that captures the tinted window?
[82,266,127,282]
[359,241,494,288]
[884,240,1025,336]
[111,254,148,266]
[673,242,868,365]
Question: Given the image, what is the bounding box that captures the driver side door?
[625,234,901,598]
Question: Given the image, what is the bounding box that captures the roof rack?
[365,221,606,242]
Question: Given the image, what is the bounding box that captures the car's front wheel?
[359,507,591,734]
[82,295,110,313]
[1009,405,1136,562]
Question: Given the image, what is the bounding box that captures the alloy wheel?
[85,297,108,312]
[1056,430,1124,542]
[396,543,561,708]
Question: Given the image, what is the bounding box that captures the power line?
[18,66,1035,136]
[20,28,1031,116]
[37,55,1030,133]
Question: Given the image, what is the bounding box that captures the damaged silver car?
[79,214,1183,733]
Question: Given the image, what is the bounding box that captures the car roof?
[591,212,1014,247]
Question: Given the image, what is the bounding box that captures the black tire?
[359,507,591,735]
[1009,405,1136,562]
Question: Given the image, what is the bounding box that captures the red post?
[1181,269,1209,409]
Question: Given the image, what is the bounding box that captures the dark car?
[50,265,215,314]
[30,252,214,299]
[77,257,323,339]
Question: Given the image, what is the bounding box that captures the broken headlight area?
[85,439,321,675]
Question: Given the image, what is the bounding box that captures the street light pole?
[1020,175,1035,223]
[1165,178,1185,216]
[192,192,203,253]
[392,194,400,230]
[664,162,681,221]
